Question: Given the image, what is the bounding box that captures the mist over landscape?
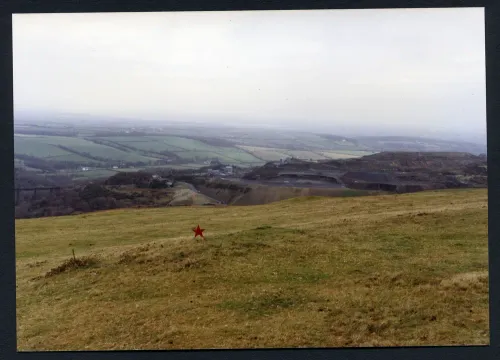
[13,8,489,351]
[13,9,485,143]
[13,8,487,181]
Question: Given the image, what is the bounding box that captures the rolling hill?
[16,188,488,350]
[14,119,487,182]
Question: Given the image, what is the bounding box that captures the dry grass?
[44,256,99,278]
[15,188,489,350]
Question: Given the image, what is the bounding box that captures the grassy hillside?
[196,184,377,206]
[95,136,263,165]
[14,135,157,163]
[236,145,375,162]
[14,136,93,162]
[14,134,265,171]
[15,127,485,179]
[14,133,376,178]
[16,189,488,350]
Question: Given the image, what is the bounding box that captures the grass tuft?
[44,256,99,278]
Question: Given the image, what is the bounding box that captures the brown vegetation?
[45,256,99,278]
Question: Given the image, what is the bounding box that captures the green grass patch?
[15,188,489,350]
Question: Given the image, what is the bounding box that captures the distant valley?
[14,117,486,186]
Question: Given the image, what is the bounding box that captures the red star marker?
[193,225,205,240]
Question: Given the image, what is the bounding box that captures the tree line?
[14,171,176,219]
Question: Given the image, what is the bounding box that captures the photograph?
[13,8,488,350]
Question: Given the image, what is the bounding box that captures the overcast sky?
[12,8,486,142]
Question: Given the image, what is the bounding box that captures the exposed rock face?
[243,152,487,194]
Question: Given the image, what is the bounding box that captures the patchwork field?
[16,188,488,350]
[231,133,361,150]
[15,136,89,160]
[95,136,263,165]
[14,135,158,163]
[236,146,290,161]
[14,128,423,178]
[238,145,375,162]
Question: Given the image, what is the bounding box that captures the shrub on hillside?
[107,197,118,209]
[88,197,109,211]
[105,171,152,186]
[15,202,31,218]
[73,200,91,212]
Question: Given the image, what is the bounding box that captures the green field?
[14,135,158,163]
[238,145,375,162]
[236,146,289,161]
[14,131,377,174]
[97,136,263,165]
[16,189,488,350]
[15,136,88,160]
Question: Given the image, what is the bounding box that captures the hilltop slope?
[16,188,488,350]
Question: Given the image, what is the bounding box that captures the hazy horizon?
[13,8,486,144]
